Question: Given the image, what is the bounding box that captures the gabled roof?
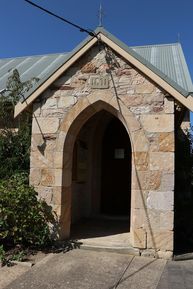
[0,27,192,114]
[1,42,192,95]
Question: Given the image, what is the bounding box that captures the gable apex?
[10,27,193,116]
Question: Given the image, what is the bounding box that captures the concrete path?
[157,259,193,289]
[1,249,193,289]
[0,263,29,289]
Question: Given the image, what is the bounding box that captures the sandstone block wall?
[30,44,175,258]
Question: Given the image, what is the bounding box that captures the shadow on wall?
[174,125,193,255]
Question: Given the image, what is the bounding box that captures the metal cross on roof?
[98,2,104,27]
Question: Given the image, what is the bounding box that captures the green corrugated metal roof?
[132,43,193,93]
[0,52,68,93]
[0,27,192,102]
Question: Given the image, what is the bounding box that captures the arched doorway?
[71,110,132,236]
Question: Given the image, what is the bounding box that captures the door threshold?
[79,243,139,256]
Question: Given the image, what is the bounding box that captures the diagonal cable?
[24,0,97,38]
[109,256,135,289]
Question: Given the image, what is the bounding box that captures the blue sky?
[0,0,193,119]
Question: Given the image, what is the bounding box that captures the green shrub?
[0,173,55,248]
[0,122,31,179]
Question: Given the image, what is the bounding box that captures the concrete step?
[80,243,140,255]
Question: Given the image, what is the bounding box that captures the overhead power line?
[24,0,97,38]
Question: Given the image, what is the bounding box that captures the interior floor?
[71,216,131,248]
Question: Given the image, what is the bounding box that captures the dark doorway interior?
[71,111,132,241]
[101,117,131,216]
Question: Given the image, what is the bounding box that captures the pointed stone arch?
[53,94,149,240]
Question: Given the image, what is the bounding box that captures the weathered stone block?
[132,130,149,152]
[58,96,75,108]
[119,75,132,84]
[45,151,54,166]
[152,103,164,113]
[42,109,65,118]
[159,132,174,152]
[149,152,174,172]
[132,190,148,209]
[133,170,161,190]
[41,169,55,186]
[159,173,174,191]
[52,187,62,205]
[147,230,173,251]
[55,169,63,187]
[145,209,160,230]
[136,83,155,94]
[132,75,145,85]
[124,115,141,132]
[160,211,174,230]
[36,186,53,204]
[145,209,174,231]
[147,93,164,104]
[54,152,63,169]
[141,249,156,258]
[60,97,92,133]
[72,88,90,98]
[31,134,45,152]
[116,67,132,76]
[97,63,110,73]
[42,97,57,109]
[30,151,51,169]
[157,250,173,259]
[44,137,57,152]
[30,168,41,186]
[131,228,146,249]
[56,131,66,152]
[121,95,144,106]
[133,152,149,170]
[140,115,174,132]
[147,191,174,211]
[81,61,96,73]
[130,106,151,114]
[164,97,174,113]
[132,208,146,229]
[146,133,159,152]
[32,117,60,134]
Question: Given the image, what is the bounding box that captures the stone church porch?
[26,28,193,259]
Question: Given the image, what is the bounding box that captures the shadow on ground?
[71,217,130,239]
